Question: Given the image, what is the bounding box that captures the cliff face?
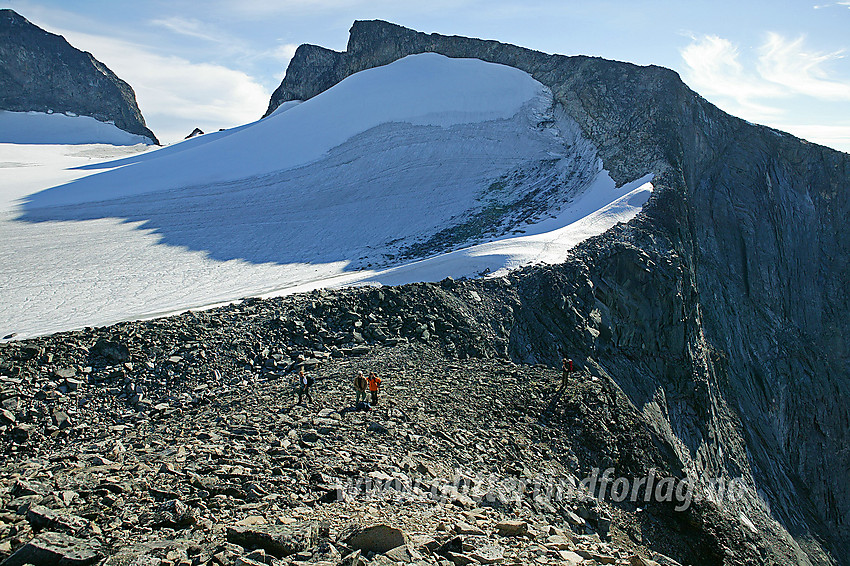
[267,20,850,564]
[0,9,157,144]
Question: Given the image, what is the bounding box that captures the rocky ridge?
[0,248,833,566]
[263,20,850,565]
[0,9,158,144]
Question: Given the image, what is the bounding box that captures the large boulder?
[226,523,317,558]
[2,532,102,566]
[342,524,406,554]
[26,505,90,535]
[91,338,130,363]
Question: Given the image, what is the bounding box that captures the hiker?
[298,368,313,405]
[561,357,573,388]
[367,371,382,405]
[354,371,368,404]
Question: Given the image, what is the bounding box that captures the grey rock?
[226,523,317,557]
[469,545,504,565]
[53,368,76,379]
[91,339,130,363]
[453,521,484,536]
[26,504,90,535]
[10,423,31,443]
[342,524,406,554]
[150,499,196,528]
[338,549,362,566]
[52,410,71,429]
[366,422,388,434]
[2,531,102,566]
[102,540,196,566]
[495,520,527,537]
[384,543,421,563]
[0,408,14,425]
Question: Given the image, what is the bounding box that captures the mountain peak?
[264,20,689,186]
[0,9,158,144]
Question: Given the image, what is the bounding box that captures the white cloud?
[774,124,850,153]
[44,28,270,144]
[680,33,850,152]
[813,1,850,8]
[269,43,299,62]
[149,17,298,88]
[680,35,785,119]
[681,33,850,115]
[150,17,224,43]
[265,43,299,81]
[204,0,373,17]
[758,33,850,100]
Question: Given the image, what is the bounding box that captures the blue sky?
[2,0,849,151]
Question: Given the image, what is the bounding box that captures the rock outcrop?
[0,9,157,144]
[185,127,204,139]
[263,19,850,565]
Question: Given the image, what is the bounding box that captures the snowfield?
[0,110,154,145]
[0,54,652,340]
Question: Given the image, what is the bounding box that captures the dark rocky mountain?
[264,19,850,565]
[0,9,157,144]
[0,18,847,566]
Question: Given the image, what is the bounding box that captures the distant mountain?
[0,9,157,144]
[184,127,204,139]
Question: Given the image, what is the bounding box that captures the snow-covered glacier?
[0,53,652,339]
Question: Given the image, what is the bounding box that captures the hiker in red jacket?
[367,371,382,405]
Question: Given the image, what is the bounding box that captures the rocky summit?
[0,9,157,144]
[1,18,849,566]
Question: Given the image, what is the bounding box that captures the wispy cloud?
[680,32,850,152]
[148,16,298,87]
[150,17,225,43]
[681,33,850,120]
[203,0,373,18]
[758,33,850,100]
[680,34,785,119]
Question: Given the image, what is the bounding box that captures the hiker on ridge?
[354,370,368,404]
[298,368,313,405]
[367,371,382,405]
[561,357,573,388]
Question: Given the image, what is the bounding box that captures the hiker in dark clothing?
[561,357,573,388]
[367,371,381,405]
[298,368,313,405]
